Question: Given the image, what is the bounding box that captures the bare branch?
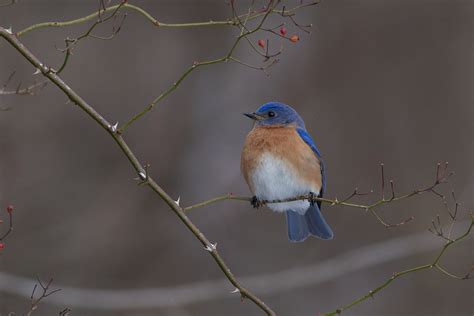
[16,1,317,37]
[323,215,474,316]
[0,205,14,242]
[27,277,62,316]
[0,26,275,316]
[341,187,373,203]
[184,162,452,228]
[0,71,48,98]
[229,56,279,76]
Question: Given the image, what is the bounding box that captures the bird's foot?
[250,196,263,209]
[308,192,318,206]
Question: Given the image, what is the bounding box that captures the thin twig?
[119,0,297,132]
[16,1,317,37]
[322,216,473,316]
[52,0,127,75]
[0,209,13,241]
[184,162,451,228]
[27,277,62,316]
[229,56,279,76]
[0,71,48,96]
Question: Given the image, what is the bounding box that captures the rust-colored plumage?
[241,125,322,193]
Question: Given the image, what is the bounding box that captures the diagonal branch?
[0,26,275,316]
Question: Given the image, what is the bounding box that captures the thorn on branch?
[230,287,240,294]
[204,242,217,252]
[109,121,119,133]
[135,163,150,185]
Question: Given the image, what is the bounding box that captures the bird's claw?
[308,192,318,206]
[250,196,263,209]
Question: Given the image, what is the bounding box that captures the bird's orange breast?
[240,125,322,193]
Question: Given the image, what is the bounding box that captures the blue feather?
[286,205,334,242]
[296,128,326,201]
[286,211,310,242]
[304,204,334,240]
[284,127,334,241]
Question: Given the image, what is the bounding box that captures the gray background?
[0,0,473,315]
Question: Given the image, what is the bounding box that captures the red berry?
[0,243,4,250]
[257,39,265,48]
[289,35,300,43]
[6,205,13,214]
[279,27,287,36]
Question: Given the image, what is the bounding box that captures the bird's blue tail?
[286,205,334,242]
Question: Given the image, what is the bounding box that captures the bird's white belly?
[251,153,319,215]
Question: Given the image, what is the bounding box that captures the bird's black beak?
[243,112,264,121]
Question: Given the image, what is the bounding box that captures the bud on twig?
[289,35,299,43]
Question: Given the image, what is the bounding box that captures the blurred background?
[0,0,473,315]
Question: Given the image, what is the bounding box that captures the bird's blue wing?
[290,127,333,241]
[296,128,326,200]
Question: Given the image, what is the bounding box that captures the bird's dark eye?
[268,111,275,118]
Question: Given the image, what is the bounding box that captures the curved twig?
[323,216,473,315]
[16,1,319,37]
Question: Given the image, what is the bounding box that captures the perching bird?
[241,102,334,242]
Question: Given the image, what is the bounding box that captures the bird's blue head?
[244,102,305,129]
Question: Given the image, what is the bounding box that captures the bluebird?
[241,102,334,242]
